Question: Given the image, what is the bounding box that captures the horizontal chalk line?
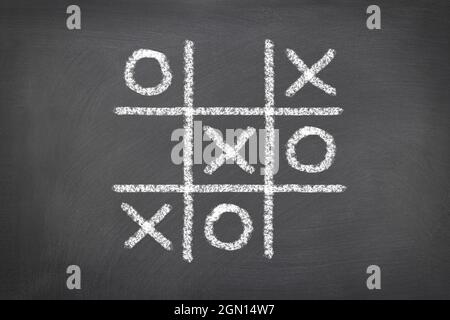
[114,106,343,116]
[112,184,346,193]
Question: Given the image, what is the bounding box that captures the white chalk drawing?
[114,39,346,262]
[115,106,343,116]
[286,126,336,173]
[263,39,276,258]
[204,204,254,251]
[113,184,346,193]
[121,202,173,250]
[124,49,172,96]
[285,48,336,96]
[203,126,256,175]
[182,40,195,262]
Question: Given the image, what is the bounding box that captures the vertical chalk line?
[264,39,275,259]
[182,40,194,262]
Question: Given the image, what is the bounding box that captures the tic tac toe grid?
[113,40,346,262]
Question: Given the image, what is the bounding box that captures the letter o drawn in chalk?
[204,204,253,251]
[124,49,173,96]
[286,126,336,173]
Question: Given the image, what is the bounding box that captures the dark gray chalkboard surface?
[1,0,449,299]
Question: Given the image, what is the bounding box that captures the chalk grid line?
[113,184,346,193]
[182,40,195,262]
[114,40,345,262]
[263,39,275,259]
[114,106,343,116]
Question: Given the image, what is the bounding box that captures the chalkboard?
[1,0,449,299]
